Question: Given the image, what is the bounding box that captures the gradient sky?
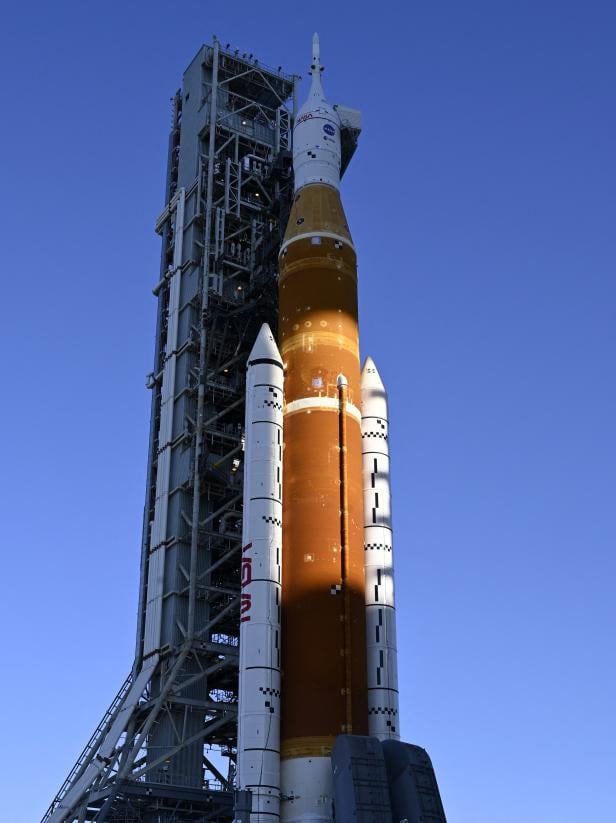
[1,2,615,821]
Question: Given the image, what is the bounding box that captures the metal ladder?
[41,671,133,822]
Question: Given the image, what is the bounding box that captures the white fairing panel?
[293,34,342,193]
[237,324,284,820]
[361,357,400,741]
[280,757,333,822]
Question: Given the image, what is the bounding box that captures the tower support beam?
[42,40,298,823]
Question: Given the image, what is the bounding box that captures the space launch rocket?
[237,34,402,822]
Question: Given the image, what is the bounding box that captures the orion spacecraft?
[235,34,446,823]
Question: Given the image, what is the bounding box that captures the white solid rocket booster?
[237,324,284,820]
[361,357,400,740]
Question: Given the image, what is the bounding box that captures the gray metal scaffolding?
[42,39,298,823]
[42,36,360,823]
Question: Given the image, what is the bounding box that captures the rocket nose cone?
[361,356,385,390]
[248,323,282,364]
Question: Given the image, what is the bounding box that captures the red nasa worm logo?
[240,542,252,622]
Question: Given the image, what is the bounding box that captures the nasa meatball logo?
[323,123,335,136]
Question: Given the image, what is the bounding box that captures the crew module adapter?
[235,35,447,822]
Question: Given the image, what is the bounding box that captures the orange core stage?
[279,182,369,761]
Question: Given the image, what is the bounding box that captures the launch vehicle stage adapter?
[237,34,446,823]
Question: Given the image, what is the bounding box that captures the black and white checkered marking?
[367,705,397,732]
[365,542,393,552]
[258,682,280,714]
[259,686,281,698]
[362,418,388,441]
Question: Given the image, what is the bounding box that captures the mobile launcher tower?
[42,36,447,823]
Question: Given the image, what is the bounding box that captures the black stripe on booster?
[249,358,283,369]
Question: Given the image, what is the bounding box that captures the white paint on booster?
[237,323,284,820]
[361,357,400,741]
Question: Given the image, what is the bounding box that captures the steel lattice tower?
[42,37,359,823]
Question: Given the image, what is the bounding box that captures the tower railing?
[41,672,133,822]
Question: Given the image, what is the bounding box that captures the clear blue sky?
[1,2,614,820]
